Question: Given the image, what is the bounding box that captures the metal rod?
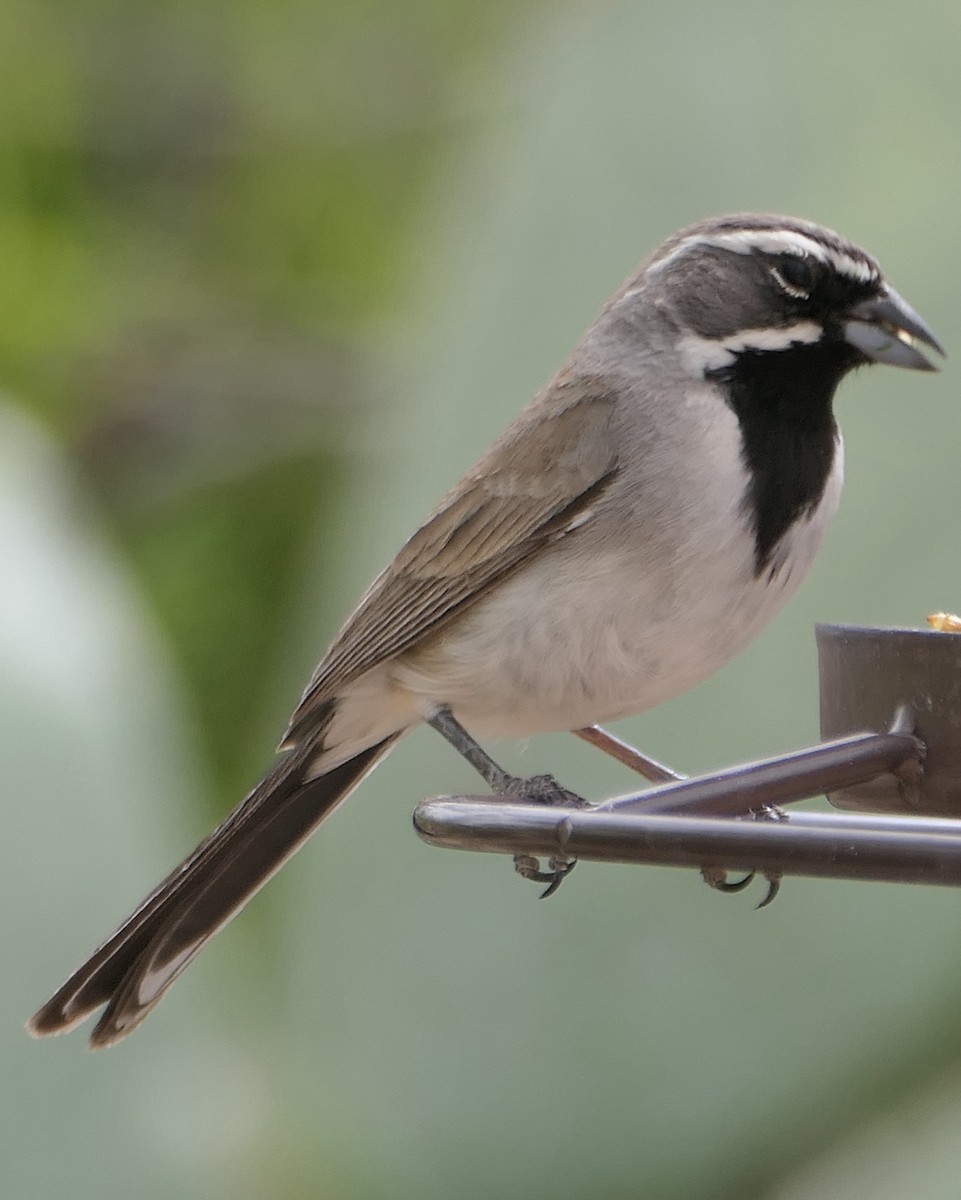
[412,799,961,888]
[596,731,923,816]
[775,810,961,837]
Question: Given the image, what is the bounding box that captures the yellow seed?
[927,612,961,632]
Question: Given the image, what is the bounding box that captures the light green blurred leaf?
[0,403,273,1199]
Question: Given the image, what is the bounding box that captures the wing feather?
[283,378,620,746]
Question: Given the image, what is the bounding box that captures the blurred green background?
[5,1,961,1197]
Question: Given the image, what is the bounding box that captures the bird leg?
[427,706,585,896]
[573,725,683,783]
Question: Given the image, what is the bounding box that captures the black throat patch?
[709,340,859,575]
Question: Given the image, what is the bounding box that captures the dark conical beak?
[845,286,945,371]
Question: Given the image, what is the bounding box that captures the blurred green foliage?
[5,2,961,1199]
[0,0,513,804]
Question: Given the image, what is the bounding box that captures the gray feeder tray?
[818,622,961,815]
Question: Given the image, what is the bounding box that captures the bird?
[28,212,943,1047]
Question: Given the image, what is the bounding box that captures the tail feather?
[27,737,398,1047]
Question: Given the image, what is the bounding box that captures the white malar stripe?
[678,320,823,374]
[649,228,878,285]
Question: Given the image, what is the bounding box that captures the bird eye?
[771,255,816,299]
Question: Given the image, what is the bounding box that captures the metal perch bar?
[596,731,923,816]
[412,727,942,888]
[412,799,961,888]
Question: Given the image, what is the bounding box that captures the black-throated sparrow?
[29,213,942,1047]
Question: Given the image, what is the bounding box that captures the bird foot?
[503,772,590,809]
[505,774,587,897]
[513,855,576,899]
[700,865,781,908]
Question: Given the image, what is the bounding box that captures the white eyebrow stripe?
[678,320,824,374]
[648,228,878,284]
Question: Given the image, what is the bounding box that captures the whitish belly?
[392,501,831,740]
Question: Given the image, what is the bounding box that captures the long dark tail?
[27,736,398,1048]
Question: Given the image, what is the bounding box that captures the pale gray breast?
[393,380,833,736]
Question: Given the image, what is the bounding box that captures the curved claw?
[539,858,576,898]
[701,866,756,894]
[755,873,782,910]
[513,854,576,898]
